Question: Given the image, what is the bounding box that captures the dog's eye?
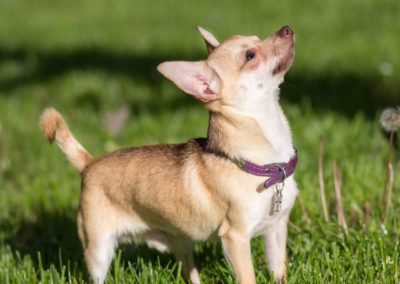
[245,50,256,61]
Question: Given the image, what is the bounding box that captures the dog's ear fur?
[157,61,221,103]
[197,26,219,54]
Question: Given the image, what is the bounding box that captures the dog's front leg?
[220,229,256,284]
[264,217,289,283]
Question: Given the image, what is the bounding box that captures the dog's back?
[80,139,228,235]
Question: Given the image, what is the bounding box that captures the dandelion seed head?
[380,107,400,132]
[378,62,394,77]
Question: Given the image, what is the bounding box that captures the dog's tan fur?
[41,26,297,284]
[40,109,92,172]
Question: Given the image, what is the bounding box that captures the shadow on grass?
[1,47,399,118]
[283,73,399,117]
[0,47,171,92]
[2,209,85,271]
[2,207,224,278]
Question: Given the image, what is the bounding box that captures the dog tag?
[274,183,284,213]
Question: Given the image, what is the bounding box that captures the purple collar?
[235,150,298,189]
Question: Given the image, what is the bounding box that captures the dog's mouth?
[272,48,294,75]
[271,26,295,75]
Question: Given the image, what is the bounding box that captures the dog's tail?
[40,108,93,173]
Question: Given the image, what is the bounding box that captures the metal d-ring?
[275,164,287,186]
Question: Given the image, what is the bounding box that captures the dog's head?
[158,26,295,112]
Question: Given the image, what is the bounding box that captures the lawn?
[0,0,399,283]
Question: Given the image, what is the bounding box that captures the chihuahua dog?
[40,25,297,284]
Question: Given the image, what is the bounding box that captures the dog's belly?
[136,205,221,241]
[130,182,224,240]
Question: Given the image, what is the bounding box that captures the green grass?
[1,0,399,283]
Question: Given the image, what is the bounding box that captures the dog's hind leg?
[78,211,116,284]
[168,235,200,284]
[85,232,116,284]
[77,196,120,284]
[144,230,171,253]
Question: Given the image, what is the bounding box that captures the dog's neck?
[206,86,294,164]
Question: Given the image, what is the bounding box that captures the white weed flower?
[378,62,394,77]
[380,107,400,132]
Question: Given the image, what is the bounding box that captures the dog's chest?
[244,176,298,237]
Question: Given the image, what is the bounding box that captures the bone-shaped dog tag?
[274,183,284,213]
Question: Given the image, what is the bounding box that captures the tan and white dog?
[40,25,297,284]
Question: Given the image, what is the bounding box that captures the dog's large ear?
[197,26,219,54]
[157,61,221,103]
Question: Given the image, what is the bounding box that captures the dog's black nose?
[277,25,294,38]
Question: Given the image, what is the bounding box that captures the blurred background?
[0,0,399,282]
